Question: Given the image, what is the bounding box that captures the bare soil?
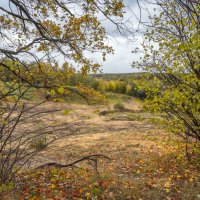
[32,99,158,167]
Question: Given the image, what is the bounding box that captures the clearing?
[3,96,200,200]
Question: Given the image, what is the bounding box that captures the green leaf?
[58,87,65,94]
[50,89,56,95]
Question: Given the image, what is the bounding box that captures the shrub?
[30,136,48,151]
[114,103,125,111]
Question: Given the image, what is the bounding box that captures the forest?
[0,0,199,199]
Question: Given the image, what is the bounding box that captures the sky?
[96,0,142,73]
[88,0,154,73]
[0,0,153,73]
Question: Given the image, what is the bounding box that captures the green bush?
[30,136,48,151]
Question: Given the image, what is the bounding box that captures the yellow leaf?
[62,109,71,115]
[177,175,181,179]
[50,184,56,189]
[165,188,170,193]
[85,192,90,197]
[189,178,193,182]
[164,181,171,188]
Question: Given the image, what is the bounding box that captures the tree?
[0,0,127,85]
[134,0,200,141]
[0,0,128,184]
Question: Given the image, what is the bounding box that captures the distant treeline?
[0,59,146,100]
[65,73,147,100]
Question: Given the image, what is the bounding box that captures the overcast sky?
[93,0,147,73]
[0,0,152,73]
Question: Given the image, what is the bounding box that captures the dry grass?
[1,97,200,199]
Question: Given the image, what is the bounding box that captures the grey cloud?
[0,0,145,73]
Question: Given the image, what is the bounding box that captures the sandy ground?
[30,99,163,168]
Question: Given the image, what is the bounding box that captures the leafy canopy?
[134,0,200,141]
[0,0,126,87]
